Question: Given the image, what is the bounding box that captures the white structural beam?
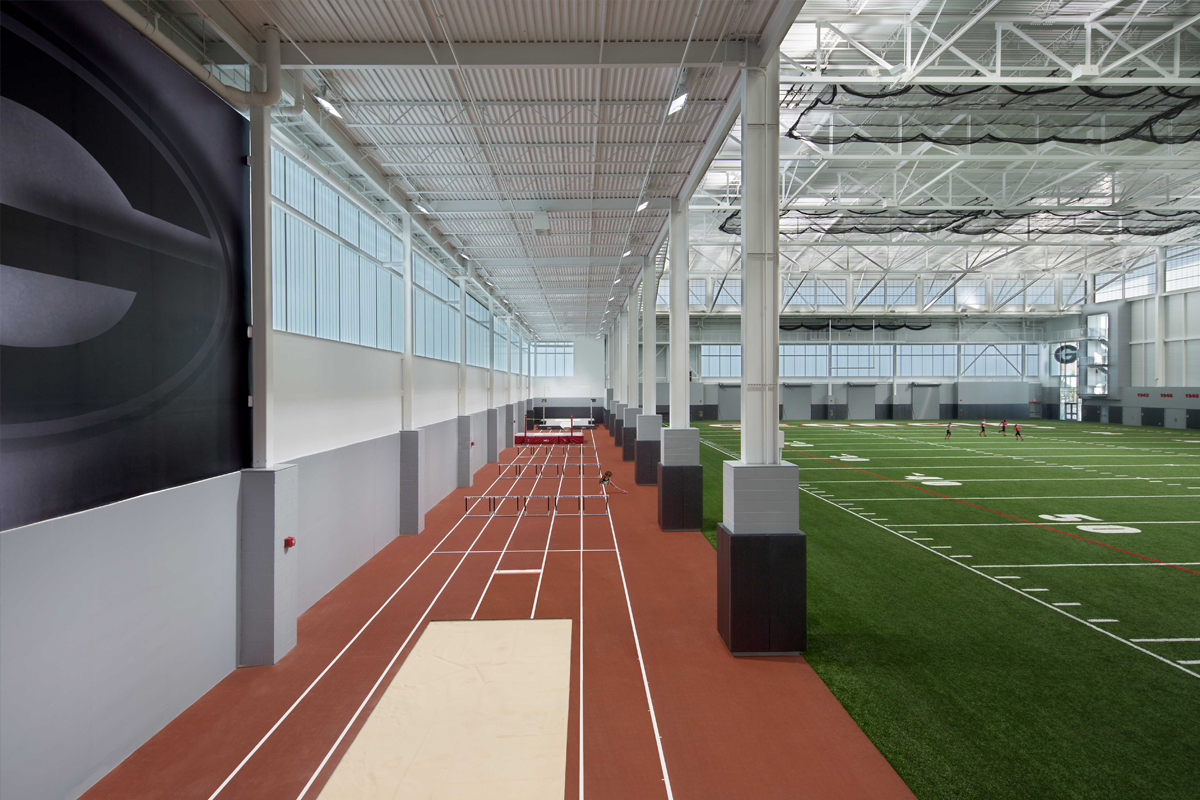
[740,58,782,465]
[249,97,274,468]
[669,198,691,429]
[402,213,415,430]
[205,40,741,69]
[643,259,658,415]
[627,280,640,408]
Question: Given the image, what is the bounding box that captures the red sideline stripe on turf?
[798,452,1200,578]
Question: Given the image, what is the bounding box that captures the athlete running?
[1014,423,1024,441]
[944,422,953,440]
[979,418,987,436]
[1000,419,1008,436]
[600,470,627,494]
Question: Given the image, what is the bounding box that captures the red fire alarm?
[284,536,296,549]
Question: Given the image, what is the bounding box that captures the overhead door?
[912,386,939,420]
[782,385,812,420]
[847,385,876,420]
[718,385,741,421]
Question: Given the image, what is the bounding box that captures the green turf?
[695,419,1200,800]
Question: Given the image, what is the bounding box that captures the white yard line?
[831,495,1200,502]
[896,520,1200,527]
[1131,638,1200,642]
[978,562,1200,568]
[698,437,1200,681]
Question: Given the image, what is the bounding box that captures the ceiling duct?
[532,210,552,236]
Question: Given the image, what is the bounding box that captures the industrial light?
[461,254,470,260]
[637,200,649,212]
[608,296,615,301]
[415,203,430,214]
[668,90,688,116]
[315,95,342,118]
[622,250,632,257]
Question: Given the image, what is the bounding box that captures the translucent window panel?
[1087,313,1110,340]
[315,181,339,233]
[1026,278,1055,306]
[831,344,892,377]
[390,273,405,353]
[359,256,377,348]
[339,197,359,246]
[493,319,508,371]
[377,227,391,265]
[925,278,955,308]
[815,278,846,306]
[657,278,669,306]
[886,278,915,307]
[376,267,391,349]
[895,344,957,377]
[1166,245,1200,292]
[272,205,287,330]
[533,342,573,376]
[1063,275,1085,306]
[779,344,828,377]
[854,277,885,307]
[413,288,427,355]
[391,236,404,265]
[957,278,986,308]
[285,156,314,218]
[689,278,706,305]
[701,344,741,377]
[1025,344,1040,377]
[784,280,816,308]
[285,213,315,336]
[992,276,1024,309]
[271,147,285,200]
[1095,272,1123,302]
[339,245,360,344]
[359,215,377,261]
[714,279,740,305]
[511,337,520,373]
[961,344,1024,377]
[1124,257,1156,298]
[315,232,340,340]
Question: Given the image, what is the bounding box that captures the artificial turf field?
[695,419,1200,800]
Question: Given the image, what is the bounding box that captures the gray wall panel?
[1,474,241,800]
[421,418,460,518]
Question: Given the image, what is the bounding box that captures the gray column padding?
[456,415,472,488]
[661,427,701,466]
[636,414,662,440]
[722,461,801,535]
[504,404,515,448]
[399,429,425,535]
[623,406,639,427]
[239,464,299,666]
[487,408,499,462]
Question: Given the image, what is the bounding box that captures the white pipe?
[275,71,305,117]
[100,0,280,110]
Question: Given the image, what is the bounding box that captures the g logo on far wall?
[1053,344,1079,365]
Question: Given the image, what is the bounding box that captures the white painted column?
[616,315,626,403]
[249,102,274,468]
[669,199,691,428]
[643,259,658,415]
[458,276,468,415]
[739,58,781,465]
[401,213,415,430]
[487,297,496,409]
[627,281,641,409]
[1155,246,1167,386]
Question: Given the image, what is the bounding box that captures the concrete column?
[627,279,641,410]
[239,465,298,664]
[719,59,805,657]
[486,407,499,463]
[1155,246,1167,386]
[399,429,425,534]
[669,199,691,429]
[249,100,274,467]
[401,214,415,430]
[643,260,657,415]
[488,297,496,410]
[456,414,471,488]
[458,276,468,416]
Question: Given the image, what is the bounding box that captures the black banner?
[1,1,249,529]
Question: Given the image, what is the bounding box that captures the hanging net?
[718,208,1200,237]
[782,84,1200,147]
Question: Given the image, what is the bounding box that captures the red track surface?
[83,429,913,800]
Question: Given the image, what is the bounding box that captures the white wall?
[531,336,606,399]
[274,332,402,462]
[412,356,460,429]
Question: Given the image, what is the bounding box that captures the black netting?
[783,84,1200,146]
[719,208,1200,237]
[780,321,931,331]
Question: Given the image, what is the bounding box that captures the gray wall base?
[661,427,700,466]
[504,404,515,449]
[658,464,703,531]
[399,429,425,535]
[635,439,660,485]
[487,408,499,463]
[622,407,640,461]
[722,461,801,534]
[239,465,299,666]
[456,415,472,488]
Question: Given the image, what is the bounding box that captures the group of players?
[945,419,1024,440]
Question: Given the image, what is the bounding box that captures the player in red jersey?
[1000,419,1008,436]
[1014,423,1024,441]
[979,418,987,436]
[945,422,953,440]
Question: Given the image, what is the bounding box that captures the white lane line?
[206,445,538,800]
[1131,638,1200,643]
[949,555,973,559]
[1088,619,1120,623]
[496,569,542,574]
[994,576,1022,580]
[1178,660,1200,665]
[591,430,673,800]
[529,444,572,619]
[1053,603,1082,607]
[977,562,1200,568]
[913,537,933,541]
[930,545,953,549]
[1022,588,1050,592]
[700,436,1200,680]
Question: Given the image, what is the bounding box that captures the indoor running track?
[83,428,913,800]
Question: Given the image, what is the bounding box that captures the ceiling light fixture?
[315,95,342,118]
[667,69,689,116]
[415,203,430,214]
[637,200,649,212]
[622,250,632,257]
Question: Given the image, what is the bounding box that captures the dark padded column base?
[634,439,660,485]
[622,434,636,461]
[613,419,624,445]
[717,523,807,655]
[657,464,702,530]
